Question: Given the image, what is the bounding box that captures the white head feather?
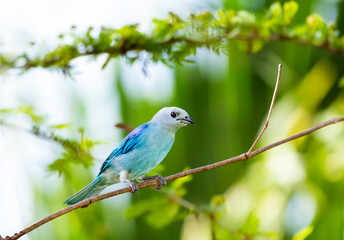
[150,107,194,132]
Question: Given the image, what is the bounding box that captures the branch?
[161,189,199,215]
[3,64,344,239]
[3,118,344,240]
[0,122,80,151]
[0,121,99,170]
[114,123,135,132]
[1,2,344,73]
[2,33,344,75]
[246,64,282,156]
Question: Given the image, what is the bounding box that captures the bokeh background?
[1,0,344,239]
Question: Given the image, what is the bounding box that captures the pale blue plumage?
[64,107,194,205]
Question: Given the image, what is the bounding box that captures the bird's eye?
[171,112,177,118]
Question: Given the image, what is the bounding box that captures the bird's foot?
[120,171,139,194]
[126,180,138,194]
[142,175,166,190]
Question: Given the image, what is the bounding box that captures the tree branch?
[246,64,282,156]
[114,123,135,132]
[2,33,344,74]
[161,189,199,215]
[2,3,344,73]
[3,64,344,240]
[4,117,344,240]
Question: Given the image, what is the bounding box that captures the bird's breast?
[119,129,175,179]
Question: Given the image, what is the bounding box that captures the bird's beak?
[178,116,195,124]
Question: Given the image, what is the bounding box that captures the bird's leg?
[136,177,145,183]
[120,171,138,194]
[140,175,166,190]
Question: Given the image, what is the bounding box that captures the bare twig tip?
[246,64,282,155]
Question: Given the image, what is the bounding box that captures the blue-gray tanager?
[64,107,194,205]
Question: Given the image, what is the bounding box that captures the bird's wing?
[98,123,148,175]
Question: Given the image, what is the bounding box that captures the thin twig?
[0,122,106,162]
[246,64,282,156]
[161,189,199,214]
[114,123,135,132]
[209,213,217,240]
[0,123,80,153]
[5,116,344,240]
[101,54,112,69]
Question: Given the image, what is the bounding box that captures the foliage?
[0,106,99,176]
[291,226,313,240]
[126,175,280,239]
[1,1,343,75]
[126,175,194,228]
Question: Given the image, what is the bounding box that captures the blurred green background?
[1,0,344,240]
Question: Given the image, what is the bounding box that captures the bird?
[64,107,194,205]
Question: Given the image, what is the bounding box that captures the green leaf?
[48,158,70,176]
[125,198,165,219]
[126,197,181,229]
[82,138,95,150]
[306,14,328,43]
[269,2,282,19]
[283,1,299,25]
[338,76,344,88]
[291,226,313,240]
[145,202,180,228]
[233,10,255,27]
[0,105,45,123]
[50,123,71,129]
[171,171,193,189]
[306,14,326,29]
[1,1,343,72]
[239,212,260,236]
[170,171,193,196]
[211,222,237,240]
[211,195,226,208]
[260,231,280,239]
[238,40,265,53]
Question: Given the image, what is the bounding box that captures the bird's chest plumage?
[114,127,175,179]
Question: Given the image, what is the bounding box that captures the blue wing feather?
[98,123,148,175]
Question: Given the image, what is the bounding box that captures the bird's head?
[151,107,194,131]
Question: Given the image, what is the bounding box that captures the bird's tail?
[63,176,106,205]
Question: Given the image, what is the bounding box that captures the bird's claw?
[155,175,166,190]
[128,181,139,194]
[141,175,166,190]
